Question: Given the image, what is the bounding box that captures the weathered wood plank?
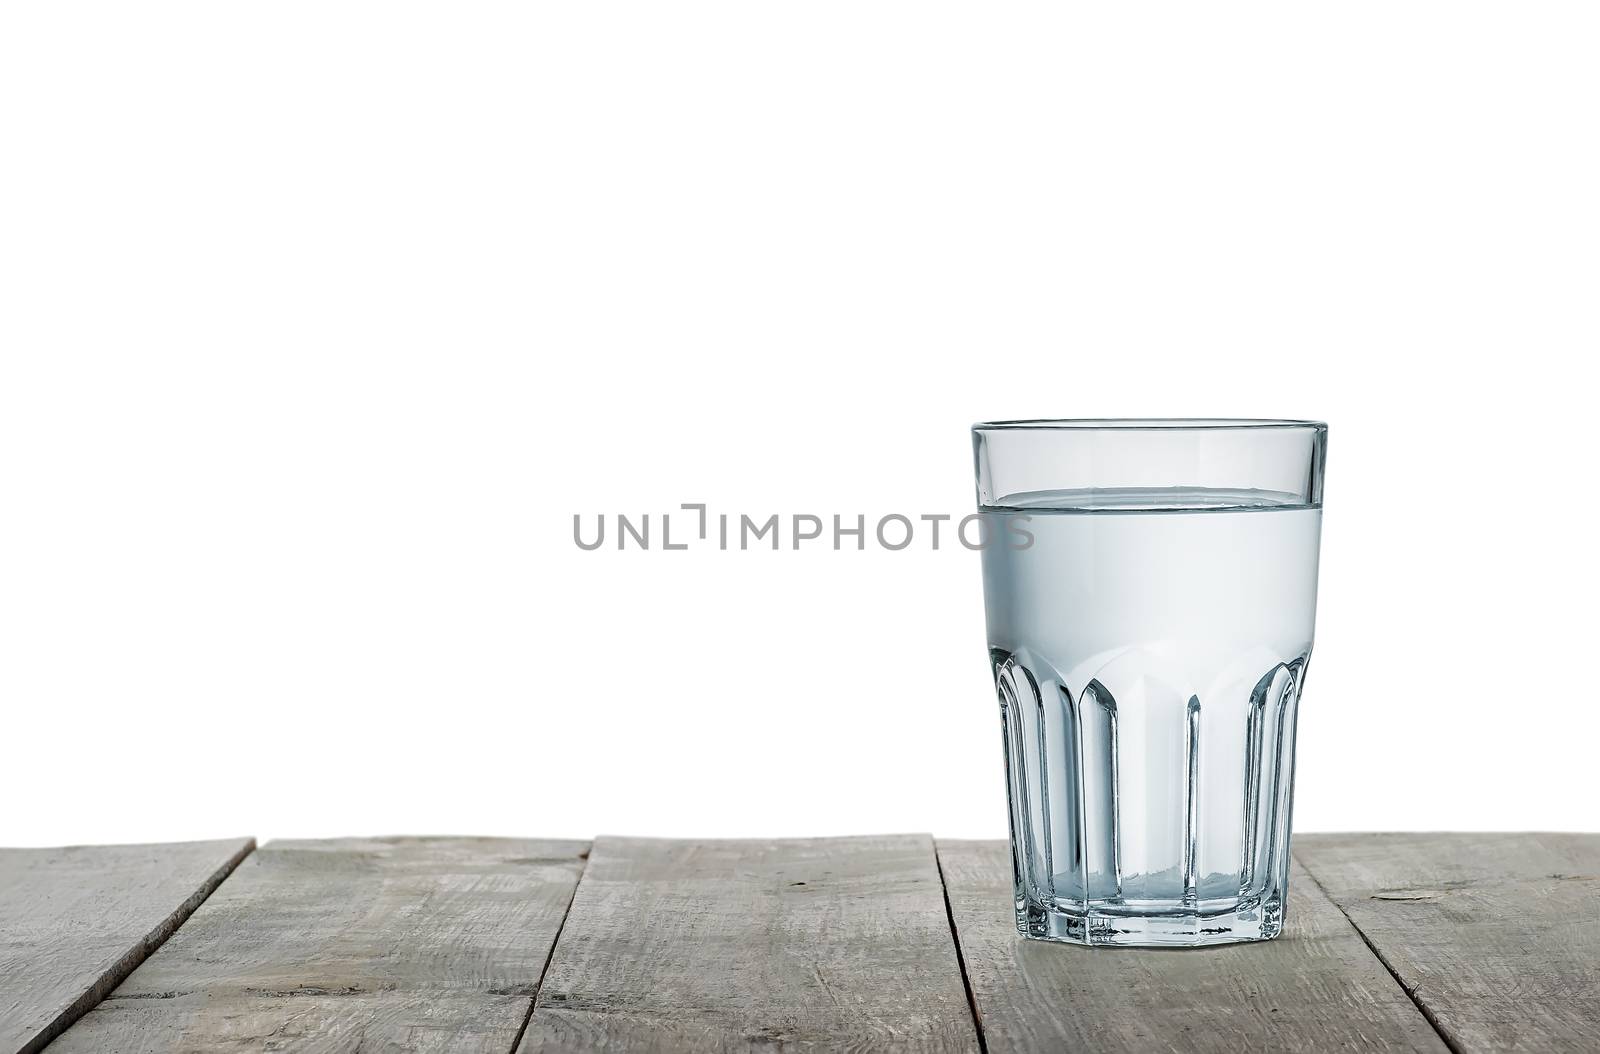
[519,835,980,1053]
[49,836,588,1054]
[1295,832,1600,1053]
[0,837,254,1054]
[938,839,1450,1053]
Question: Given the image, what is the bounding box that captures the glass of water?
[974,419,1327,947]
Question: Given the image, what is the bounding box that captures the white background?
[3,2,1596,846]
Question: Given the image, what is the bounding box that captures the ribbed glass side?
[995,648,1305,946]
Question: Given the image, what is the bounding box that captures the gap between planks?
[935,846,990,1054]
[1294,854,1465,1054]
[3,837,256,1054]
[1293,832,1600,1054]
[509,843,591,1053]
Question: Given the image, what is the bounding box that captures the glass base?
[1019,896,1284,948]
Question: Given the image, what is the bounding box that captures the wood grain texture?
[938,839,1451,1053]
[0,837,254,1054]
[1295,832,1600,1053]
[48,837,588,1054]
[518,835,981,1053]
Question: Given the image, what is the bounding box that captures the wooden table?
[2,834,1595,1052]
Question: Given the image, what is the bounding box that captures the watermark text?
[573,505,1033,551]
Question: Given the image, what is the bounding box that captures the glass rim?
[972,418,1326,432]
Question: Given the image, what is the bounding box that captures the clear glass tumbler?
[974,419,1326,947]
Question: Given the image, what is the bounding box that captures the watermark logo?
[574,504,1033,551]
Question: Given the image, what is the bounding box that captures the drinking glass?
[974,419,1327,946]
